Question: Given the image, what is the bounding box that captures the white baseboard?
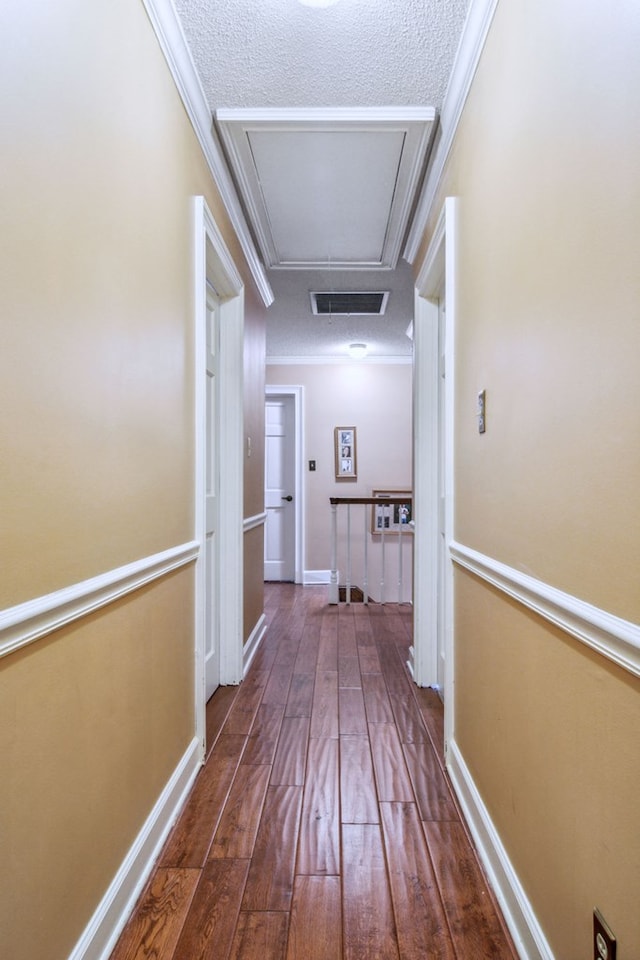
[447,740,555,960]
[69,737,202,960]
[303,569,333,584]
[243,613,267,675]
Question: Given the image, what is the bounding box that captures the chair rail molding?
[244,511,268,532]
[450,541,640,678]
[0,541,199,661]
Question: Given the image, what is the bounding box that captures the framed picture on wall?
[334,427,357,481]
[371,489,413,534]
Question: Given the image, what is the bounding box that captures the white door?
[205,295,220,699]
[264,396,295,581]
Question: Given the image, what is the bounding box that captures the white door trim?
[194,196,244,755]
[413,197,458,754]
[265,385,305,584]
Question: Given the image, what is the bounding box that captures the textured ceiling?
[265,261,415,360]
[173,0,470,358]
[174,0,468,109]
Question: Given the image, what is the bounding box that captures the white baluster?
[329,501,338,604]
[346,503,352,604]
[398,523,403,603]
[380,516,386,604]
[363,505,369,605]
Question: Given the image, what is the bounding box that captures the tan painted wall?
[0,1,266,957]
[416,1,640,955]
[266,362,413,596]
[0,570,194,960]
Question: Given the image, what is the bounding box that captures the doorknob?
[281,495,293,502]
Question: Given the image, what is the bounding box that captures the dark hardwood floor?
[109,584,518,960]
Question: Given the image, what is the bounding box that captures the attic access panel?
[216,108,436,270]
[310,291,390,316]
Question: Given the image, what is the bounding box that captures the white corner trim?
[243,613,267,676]
[201,200,243,296]
[244,511,268,532]
[415,200,447,294]
[450,541,640,679]
[404,0,499,262]
[447,740,555,960]
[140,0,273,307]
[0,541,199,661]
[68,737,201,960]
[303,570,333,584]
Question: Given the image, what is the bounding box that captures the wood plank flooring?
[109,584,518,960]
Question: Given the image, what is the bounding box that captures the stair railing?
[329,496,413,605]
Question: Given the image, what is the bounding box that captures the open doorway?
[412,197,457,753]
[194,197,245,754]
[264,385,305,584]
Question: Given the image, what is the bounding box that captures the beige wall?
[0,571,194,960]
[0,1,266,957]
[266,362,412,596]
[416,1,640,956]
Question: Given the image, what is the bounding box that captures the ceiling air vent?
[310,291,390,316]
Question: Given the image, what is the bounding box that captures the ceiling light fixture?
[348,343,368,360]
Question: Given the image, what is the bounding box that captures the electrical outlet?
[594,909,616,960]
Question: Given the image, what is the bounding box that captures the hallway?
[109,584,517,959]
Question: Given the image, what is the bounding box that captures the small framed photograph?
[371,489,413,535]
[334,427,357,481]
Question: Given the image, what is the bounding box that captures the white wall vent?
[310,291,390,316]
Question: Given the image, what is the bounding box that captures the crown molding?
[140,0,274,307]
[266,355,413,365]
[404,0,500,262]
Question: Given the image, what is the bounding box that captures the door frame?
[265,385,305,584]
[194,196,244,756]
[412,196,457,754]
[204,288,221,701]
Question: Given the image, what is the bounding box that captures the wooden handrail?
[330,496,412,506]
